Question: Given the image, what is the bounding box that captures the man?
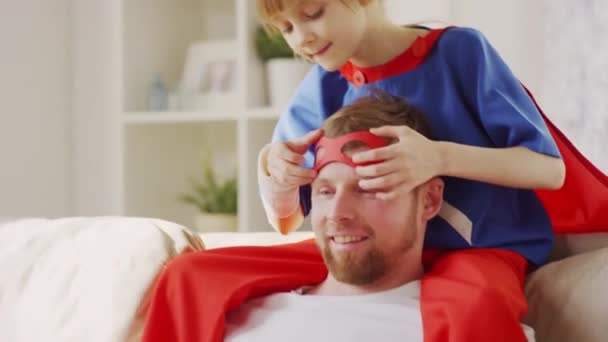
[142,91,533,342]
[224,93,445,340]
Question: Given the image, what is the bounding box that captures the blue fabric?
[271,27,560,266]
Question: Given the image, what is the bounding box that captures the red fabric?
[141,240,326,342]
[525,88,608,234]
[142,242,528,342]
[421,248,528,342]
[339,28,447,85]
[314,131,388,171]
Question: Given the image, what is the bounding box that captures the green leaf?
[255,26,294,62]
[177,158,238,214]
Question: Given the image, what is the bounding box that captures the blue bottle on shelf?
[148,73,169,111]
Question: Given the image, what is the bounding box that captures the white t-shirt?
[225,281,423,342]
[225,281,535,341]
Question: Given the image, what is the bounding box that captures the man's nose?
[327,191,356,223]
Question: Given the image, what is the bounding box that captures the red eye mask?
[313,131,389,172]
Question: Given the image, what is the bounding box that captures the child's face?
[268,0,368,71]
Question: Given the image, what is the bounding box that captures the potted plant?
[255,26,312,108]
[178,159,238,232]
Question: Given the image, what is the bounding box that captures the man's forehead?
[312,162,359,187]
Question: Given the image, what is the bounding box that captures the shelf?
[123,111,240,124]
[113,0,281,232]
[122,0,237,112]
[123,107,284,124]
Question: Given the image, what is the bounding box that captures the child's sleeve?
[259,65,345,233]
[257,144,305,235]
[446,28,561,158]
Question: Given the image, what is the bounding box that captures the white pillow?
[0,216,203,342]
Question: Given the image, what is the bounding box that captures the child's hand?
[351,125,441,200]
[265,129,323,192]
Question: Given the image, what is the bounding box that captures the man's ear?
[420,178,444,221]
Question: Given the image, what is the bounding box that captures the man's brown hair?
[322,89,433,144]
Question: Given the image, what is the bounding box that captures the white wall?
[450,0,545,97]
[0,0,72,217]
[71,0,122,215]
[385,0,453,24]
[386,0,545,96]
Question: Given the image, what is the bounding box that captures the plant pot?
[193,213,238,233]
[266,58,312,108]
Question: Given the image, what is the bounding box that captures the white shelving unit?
[115,0,289,232]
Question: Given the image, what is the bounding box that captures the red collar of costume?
[313,131,388,172]
[339,27,449,87]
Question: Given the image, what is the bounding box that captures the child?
[257,0,565,246]
[256,0,607,237]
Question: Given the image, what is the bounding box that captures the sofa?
[0,217,606,342]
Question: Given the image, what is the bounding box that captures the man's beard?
[318,227,417,286]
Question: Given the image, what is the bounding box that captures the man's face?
[310,148,422,285]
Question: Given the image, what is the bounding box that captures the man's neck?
[306,256,424,296]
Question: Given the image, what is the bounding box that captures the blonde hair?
[256,0,362,32]
[256,0,289,30]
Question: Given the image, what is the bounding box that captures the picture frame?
[177,39,238,110]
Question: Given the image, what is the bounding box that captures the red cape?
[527,88,608,234]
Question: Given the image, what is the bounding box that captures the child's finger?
[286,129,323,153]
[271,163,316,182]
[276,145,306,165]
[358,173,402,191]
[285,176,315,186]
[288,164,317,180]
[271,171,313,187]
[351,144,397,164]
[369,125,410,139]
[355,161,396,178]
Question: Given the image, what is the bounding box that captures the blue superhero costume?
[272,26,608,267]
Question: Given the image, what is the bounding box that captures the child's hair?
[322,89,433,145]
[256,0,360,32]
